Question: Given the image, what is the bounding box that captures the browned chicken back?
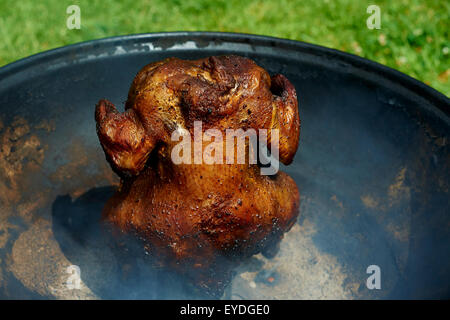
[95,55,300,296]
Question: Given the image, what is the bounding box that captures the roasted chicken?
[95,55,300,296]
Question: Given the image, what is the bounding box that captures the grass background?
[0,0,448,96]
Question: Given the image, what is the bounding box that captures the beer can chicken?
[95,55,300,296]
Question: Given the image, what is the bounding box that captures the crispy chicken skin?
[95,55,300,295]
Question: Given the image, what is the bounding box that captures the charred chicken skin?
[95,55,300,295]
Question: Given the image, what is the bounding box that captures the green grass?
[0,0,448,96]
